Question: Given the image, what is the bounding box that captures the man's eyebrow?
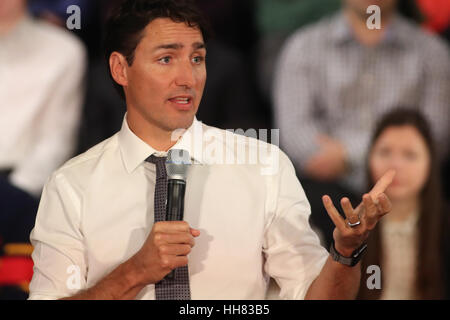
[153,42,206,52]
[193,42,206,50]
[153,43,183,51]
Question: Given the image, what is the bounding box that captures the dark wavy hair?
[103,0,211,100]
[358,108,446,299]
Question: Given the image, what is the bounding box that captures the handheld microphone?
[165,149,191,279]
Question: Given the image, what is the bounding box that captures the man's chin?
[165,114,196,132]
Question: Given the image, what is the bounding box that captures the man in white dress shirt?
[29,0,394,300]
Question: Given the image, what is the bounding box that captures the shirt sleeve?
[9,40,86,197]
[28,172,87,300]
[263,150,328,300]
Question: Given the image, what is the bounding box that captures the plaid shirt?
[274,12,450,191]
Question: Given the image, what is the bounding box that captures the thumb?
[190,228,201,237]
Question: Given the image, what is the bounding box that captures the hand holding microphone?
[164,149,192,279]
[130,149,199,286]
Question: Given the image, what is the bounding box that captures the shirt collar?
[118,114,204,173]
[331,11,408,48]
[331,12,354,45]
[384,15,410,48]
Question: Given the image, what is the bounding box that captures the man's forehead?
[143,18,204,46]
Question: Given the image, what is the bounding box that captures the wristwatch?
[329,241,367,267]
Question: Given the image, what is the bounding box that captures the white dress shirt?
[29,116,328,300]
[0,15,86,196]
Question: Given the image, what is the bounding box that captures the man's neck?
[0,8,26,36]
[386,197,420,222]
[344,8,394,47]
[126,111,183,152]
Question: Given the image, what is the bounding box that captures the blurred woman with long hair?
[358,108,449,299]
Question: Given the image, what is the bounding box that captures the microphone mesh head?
[166,149,191,180]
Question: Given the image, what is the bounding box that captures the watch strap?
[329,241,367,267]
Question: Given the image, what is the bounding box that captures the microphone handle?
[166,179,186,221]
[165,179,186,280]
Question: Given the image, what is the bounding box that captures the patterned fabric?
[379,211,420,300]
[145,155,191,300]
[273,12,450,192]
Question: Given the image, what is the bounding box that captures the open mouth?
[168,95,194,110]
[169,97,191,104]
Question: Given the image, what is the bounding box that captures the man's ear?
[109,52,129,87]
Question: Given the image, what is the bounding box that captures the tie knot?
[146,155,167,180]
[146,154,167,165]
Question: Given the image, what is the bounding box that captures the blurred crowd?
[0,0,449,300]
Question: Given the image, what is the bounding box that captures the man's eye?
[159,57,171,64]
[192,56,205,64]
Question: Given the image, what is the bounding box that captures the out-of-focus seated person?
[273,0,450,248]
[274,0,450,191]
[0,0,86,197]
[0,0,86,299]
[358,108,450,300]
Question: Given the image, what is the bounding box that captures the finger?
[376,193,392,218]
[162,256,189,271]
[190,228,201,237]
[362,194,378,228]
[154,221,191,234]
[172,256,189,269]
[322,195,346,230]
[340,197,359,225]
[155,232,195,247]
[369,169,396,200]
[159,244,192,256]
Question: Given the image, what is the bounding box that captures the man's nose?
[174,61,195,88]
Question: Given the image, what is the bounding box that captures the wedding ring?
[347,220,361,228]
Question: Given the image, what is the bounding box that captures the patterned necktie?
[146,155,191,300]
